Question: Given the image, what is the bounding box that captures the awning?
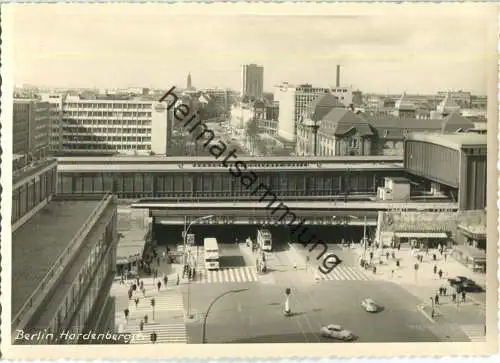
[394,232,448,239]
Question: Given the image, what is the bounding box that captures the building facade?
[11,157,119,345]
[60,95,169,155]
[241,64,264,100]
[296,92,476,157]
[13,99,51,159]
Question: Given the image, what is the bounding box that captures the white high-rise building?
[241,64,264,100]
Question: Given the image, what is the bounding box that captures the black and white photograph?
[0,2,498,359]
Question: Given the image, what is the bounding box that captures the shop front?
[393,231,450,249]
[454,225,486,273]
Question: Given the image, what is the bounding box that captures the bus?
[203,237,220,270]
[257,229,272,252]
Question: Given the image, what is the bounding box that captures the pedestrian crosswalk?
[191,266,258,284]
[315,265,375,281]
[125,323,188,344]
[461,324,486,342]
[125,290,184,313]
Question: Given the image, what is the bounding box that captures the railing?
[11,193,114,332]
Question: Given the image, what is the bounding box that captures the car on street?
[320,324,355,341]
[448,276,484,292]
[361,298,380,313]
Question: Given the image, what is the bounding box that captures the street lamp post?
[185,214,215,319]
[202,288,248,343]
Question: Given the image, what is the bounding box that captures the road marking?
[317,265,374,281]
[125,323,188,344]
[461,324,486,342]
[192,266,258,284]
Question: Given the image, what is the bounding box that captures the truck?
[203,237,220,270]
[257,229,272,252]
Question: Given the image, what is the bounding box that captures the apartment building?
[241,64,264,100]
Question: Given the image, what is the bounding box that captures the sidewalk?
[349,244,486,287]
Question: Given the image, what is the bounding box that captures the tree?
[245,117,260,155]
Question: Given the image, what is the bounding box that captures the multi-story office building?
[11,156,119,345]
[41,93,65,152]
[241,64,264,100]
[60,95,169,154]
[274,83,331,142]
[13,99,51,159]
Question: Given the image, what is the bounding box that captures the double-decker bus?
[257,229,272,252]
[203,237,220,270]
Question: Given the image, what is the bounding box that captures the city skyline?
[10,4,494,95]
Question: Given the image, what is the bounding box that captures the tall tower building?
[187,73,193,89]
[241,64,264,100]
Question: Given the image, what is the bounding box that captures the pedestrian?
[163,275,168,286]
[444,253,447,262]
[443,287,447,296]
[144,314,149,324]
[391,251,395,260]
[461,291,466,302]
[372,266,377,274]
[157,281,161,291]
[438,287,443,296]
[132,283,137,292]
[136,277,140,286]
[128,289,133,300]
[139,320,144,331]
[391,269,394,278]
[176,274,180,286]
[140,280,144,290]
[397,244,401,251]
[142,287,146,297]
[434,293,439,305]
[438,269,443,279]
[452,293,457,302]
[124,308,130,322]
[433,265,438,275]
[134,297,139,308]
[386,251,389,260]
[193,268,196,279]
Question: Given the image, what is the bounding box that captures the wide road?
[182,279,463,343]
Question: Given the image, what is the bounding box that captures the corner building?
[11,157,119,345]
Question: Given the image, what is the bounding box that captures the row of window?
[57,172,383,196]
[62,127,151,134]
[63,111,153,118]
[62,118,152,126]
[62,144,152,151]
[12,168,56,224]
[64,103,152,109]
[48,212,117,342]
[62,136,152,142]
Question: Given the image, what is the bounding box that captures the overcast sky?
[9,3,496,94]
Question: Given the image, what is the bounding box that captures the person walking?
[144,314,149,325]
[139,320,144,332]
[438,269,443,279]
[134,297,139,308]
[142,287,146,297]
[452,293,457,302]
[157,281,162,291]
[163,275,168,287]
[461,291,466,302]
[444,253,447,262]
[176,274,180,286]
[434,293,439,305]
[124,308,130,323]
[443,286,447,296]
[433,265,438,275]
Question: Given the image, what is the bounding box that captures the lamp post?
[202,288,248,343]
[185,214,215,319]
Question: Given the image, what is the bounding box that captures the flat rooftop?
[407,132,487,151]
[12,200,100,317]
[13,158,57,187]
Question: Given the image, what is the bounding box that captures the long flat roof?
[12,200,100,317]
[57,162,403,173]
[407,132,487,151]
[56,155,403,164]
[134,200,459,210]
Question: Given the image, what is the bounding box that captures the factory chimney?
[336,65,341,87]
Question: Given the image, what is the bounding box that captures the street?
[110,239,484,344]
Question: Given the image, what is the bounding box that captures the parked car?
[320,324,354,341]
[361,298,380,313]
[448,276,483,292]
